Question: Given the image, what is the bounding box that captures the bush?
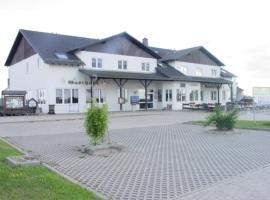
[204,106,238,130]
[84,104,109,145]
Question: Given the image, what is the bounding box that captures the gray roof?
[150,46,225,66]
[79,65,232,84]
[5,30,160,66]
[5,29,99,66]
[2,90,27,95]
[72,32,161,59]
[156,63,232,84]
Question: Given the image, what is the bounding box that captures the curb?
[183,122,270,132]
[0,137,105,200]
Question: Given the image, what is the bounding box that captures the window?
[180,83,186,88]
[56,89,63,104]
[176,89,181,101]
[141,63,145,71]
[212,69,217,76]
[157,89,162,102]
[190,90,199,101]
[118,60,127,70]
[200,91,203,101]
[211,91,217,100]
[64,89,71,104]
[176,89,186,102]
[146,63,150,71]
[118,60,122,69]
[166,89,172,102]
[37,58,40,69]
[56,89,79,104]
[37,89,46,104]
[55,53,68,59]
[92,58,96,68]
[97,58,102,68]
[195,68,203,76]
[72,89,79,103]
[123,60,127,69]
[86,89,104,103]
[180,66,187,74]
[141,62,150,71]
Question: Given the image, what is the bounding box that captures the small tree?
[204,106,238,130]
[84,103,109,145]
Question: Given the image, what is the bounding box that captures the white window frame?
[56,89,79,105]
[212,69,217,77]
[118,60,128,70]
[211,91,217,101]
[166,89,172,102]
[92,58,97,68]
[97,58,102,68]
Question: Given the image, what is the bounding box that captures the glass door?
[138,89,154,109]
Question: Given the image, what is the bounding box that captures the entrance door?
[138,89,154,109]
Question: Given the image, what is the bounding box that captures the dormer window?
[180,66,187,74]
[92,58,96,68]
[118,60,127,70]
[195,68,203,76]
[55,53,68,60]
[141,62,150,71]
[212,69,217,76]
[92,58,102,68]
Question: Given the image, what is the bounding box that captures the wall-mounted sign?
[130,96,139,105]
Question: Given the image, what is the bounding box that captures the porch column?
[139,80,152,110]
[113,78,128,111]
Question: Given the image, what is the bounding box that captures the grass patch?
[236,120,270,129]
[0,139,102,200]
[190,120,270,130]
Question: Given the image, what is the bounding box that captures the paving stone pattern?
[6,124,270,200]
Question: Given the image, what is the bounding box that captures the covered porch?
[79,69,169,111]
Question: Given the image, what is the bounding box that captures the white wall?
[8,54,50,112]
[169,61,221,78]
[76,51,157,73]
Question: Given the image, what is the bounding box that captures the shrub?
[84,104,109,145]
[204,106,238,130]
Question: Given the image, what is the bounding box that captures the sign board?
[130,96,139,105]
[253,87,270,105]
[5,96,24,108]
[253,87,270,96]
[118,97,125,104]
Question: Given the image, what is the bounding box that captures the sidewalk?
[0,110,180,124]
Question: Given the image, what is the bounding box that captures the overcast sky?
[0,0,269,95]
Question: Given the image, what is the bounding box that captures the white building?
[4,30,237,113]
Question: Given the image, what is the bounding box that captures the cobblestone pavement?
[5,124,270,200]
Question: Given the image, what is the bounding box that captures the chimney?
[142,38,148,46]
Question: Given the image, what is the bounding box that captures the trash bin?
[48,104,55,114]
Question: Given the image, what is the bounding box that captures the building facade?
[4,30,237,113]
